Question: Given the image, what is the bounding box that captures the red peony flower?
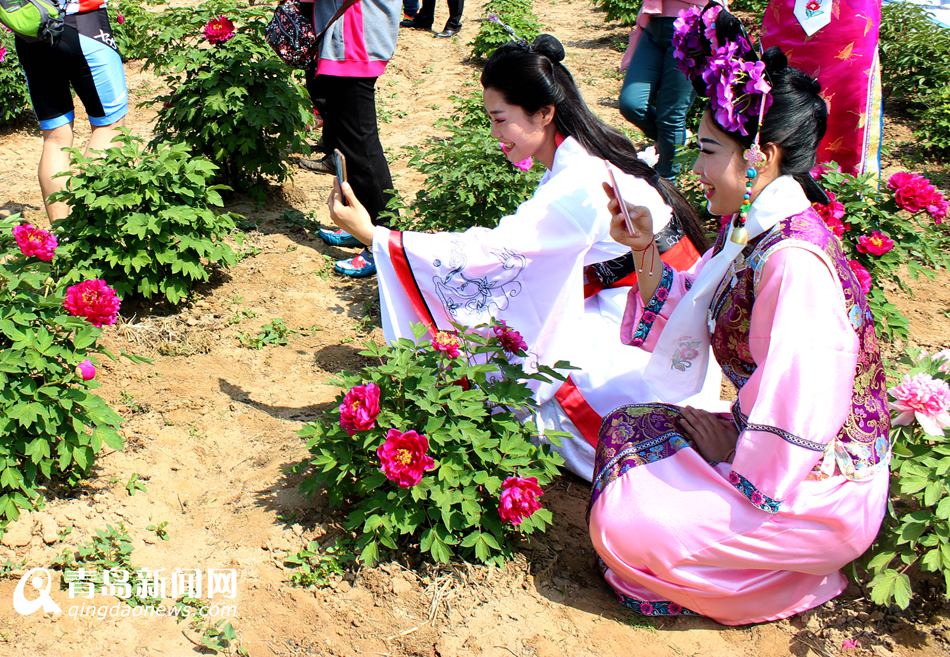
[204,15,235,45]
[0,46,7,64]
[497,476,543,525]
[847,259,872,295]
[856,230,894,256]
[339,383,381,436]
[432,331,461,358]
[12,223,58,261]
[116,13,125,25]
[377,428,436,487]
[887,171,948,222]
[492,320,528,354]
[63,279,121,327]
[813,192,849,237]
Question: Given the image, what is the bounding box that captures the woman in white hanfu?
[327,34,723,480]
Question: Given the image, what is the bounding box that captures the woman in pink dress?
[761,0,883,175]
[589,3,890,625]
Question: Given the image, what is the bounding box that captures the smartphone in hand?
[606,163,636,235]
[333,149,348,206]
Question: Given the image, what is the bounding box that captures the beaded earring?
[730,89,770,246]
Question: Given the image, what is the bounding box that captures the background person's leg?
[651,17,696,179]
[39,125,75,221]
[324,76,394,226]
[617,26,664,143]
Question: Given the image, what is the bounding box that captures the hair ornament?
[487,14,528,47]
[674,1,772,244]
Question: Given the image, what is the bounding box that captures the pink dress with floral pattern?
[588,208,890,625]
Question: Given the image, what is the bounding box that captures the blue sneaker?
[318,227,362,247]
[334,249,377,278]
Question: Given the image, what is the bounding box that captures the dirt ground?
[0,1,948,656]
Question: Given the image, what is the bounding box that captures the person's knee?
[42,125,74,150]
[618,88,650,126]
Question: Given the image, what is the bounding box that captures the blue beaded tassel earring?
[730,90,770,246]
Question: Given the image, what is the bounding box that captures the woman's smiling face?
[692,110,749,217]
[483,87,552,165]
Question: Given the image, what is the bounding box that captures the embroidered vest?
[708,208,890,480]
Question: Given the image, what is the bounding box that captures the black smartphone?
[332,148,348,205]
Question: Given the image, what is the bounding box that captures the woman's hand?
[603,181,655,251]
[678,406,740,463]
[327,179,375,246]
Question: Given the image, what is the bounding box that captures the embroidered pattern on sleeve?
[630,264,674,347]
[727,470,782,513]
[731,402,827,452]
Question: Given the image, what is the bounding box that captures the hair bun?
[762,46,789,76]
[532,34,565,63]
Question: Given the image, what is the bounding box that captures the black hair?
[481,34,708,252]
[703,7,829,203]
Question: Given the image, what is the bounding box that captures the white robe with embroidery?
[370,137,723,479]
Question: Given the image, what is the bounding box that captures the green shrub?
[812,165,949,341]
[593,0,642,26]
[880,4,950,107]
[0,29,32,127]
[296,322,567,566]
[471,0,541,60]
[0,215,125,532]
[861,349,950,609]
[915,85,950,157]
[724,0,768,16]
[50,131,240,306]
[149,1,312,197]
[111,0,168,61]
[383,89,543,233]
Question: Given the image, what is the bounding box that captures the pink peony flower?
[888,171,948,223]
[432,331,461,358]
[856,230,894,256]
[889,373,950,436]
[116,13,125,25]
[377,428,436,487]
[203,15,235,45]
[0,46,6,63]
[497,476,543,525]
[492,320,528,354]
[12,223,58,261]
[813,192,849,237]
[63,279,121,327]
[339,383,381,436]
[847,259,872,295]
[931,349,950,373]
[76,359,96,381]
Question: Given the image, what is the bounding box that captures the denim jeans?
[618,17,696,178]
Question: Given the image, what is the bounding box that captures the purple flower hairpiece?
[672,1,771,136]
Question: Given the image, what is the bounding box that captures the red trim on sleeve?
[554,376,602,449]
[387,230,437,334]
